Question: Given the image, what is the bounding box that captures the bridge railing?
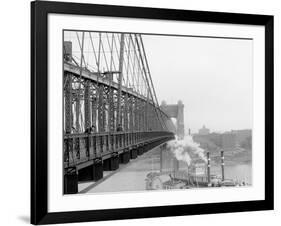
[64,131,175,168]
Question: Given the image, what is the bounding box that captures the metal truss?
[63,31,176,168]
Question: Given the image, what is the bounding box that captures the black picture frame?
[31,0,274,224]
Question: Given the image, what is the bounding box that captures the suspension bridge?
[63,31,184,194]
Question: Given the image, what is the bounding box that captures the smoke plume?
[167,135,207,165]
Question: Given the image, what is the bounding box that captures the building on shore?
[193,129,252,151]
[231,129,252,143]
[198,125,210,135]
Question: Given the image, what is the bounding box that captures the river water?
[210,164,252,185]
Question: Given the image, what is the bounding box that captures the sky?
[142,35,253,134]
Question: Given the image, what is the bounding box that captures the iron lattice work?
[63,31,175,169]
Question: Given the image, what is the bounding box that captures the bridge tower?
[160,101,184,172]
[160,100,185,139]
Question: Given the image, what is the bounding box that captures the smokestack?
[207,152,211,186]
[160,145,163,173]
[174,158,179,172]
[221,150,225,181]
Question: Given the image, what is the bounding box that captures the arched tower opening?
[160,100,185,139]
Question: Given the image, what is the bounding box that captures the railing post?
[113,133,116,150]
[64,138,69,163]
[93,135,97,156]
[75,137,80,159]
[86,135,90,158]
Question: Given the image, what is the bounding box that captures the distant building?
[221,132,237,149]
[198,125,210,135]
[193,129,252,151]
[193,133,221,152]
[231,129,252,143]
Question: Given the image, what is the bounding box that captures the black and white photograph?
[28,1,274,224]
[63,30,253,194]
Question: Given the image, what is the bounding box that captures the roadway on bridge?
[78,146,164,193]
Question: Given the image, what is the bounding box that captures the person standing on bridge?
[71,126,77,133]
[91,125,96,133]
[85,126,91,134]
[116,124,123,132]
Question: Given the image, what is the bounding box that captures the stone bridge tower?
[160,100,184,139]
